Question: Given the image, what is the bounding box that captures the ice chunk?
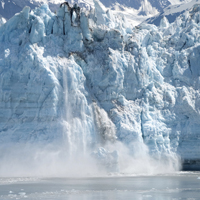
[80,12,92,41]
[92,147,119,172]
[160,16,170,28]
[30,16,45,43]
[93,0,107,25]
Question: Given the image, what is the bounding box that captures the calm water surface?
[0,172,200,200]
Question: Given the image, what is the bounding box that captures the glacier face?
[0,0,200,176]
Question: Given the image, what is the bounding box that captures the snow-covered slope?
[146,0,200,25]
[1,0,200,176]
[0,15,6,26]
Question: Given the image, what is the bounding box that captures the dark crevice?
[140,111,145,142]
[180,41,186,50]
[188,59,192,75]
[29,26,32,34]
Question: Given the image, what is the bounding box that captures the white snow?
[139,0,159,16]
[164,0,200,15]
[168,0,191,4]
[1,1,5,9]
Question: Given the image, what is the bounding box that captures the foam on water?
[1,173,200,200]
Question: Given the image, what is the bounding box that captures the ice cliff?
[0,0,200,176]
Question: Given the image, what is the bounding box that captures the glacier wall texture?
[0,0,200,175]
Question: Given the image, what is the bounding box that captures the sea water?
[0,172,200,200]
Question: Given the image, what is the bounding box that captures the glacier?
[0,0,200,176]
